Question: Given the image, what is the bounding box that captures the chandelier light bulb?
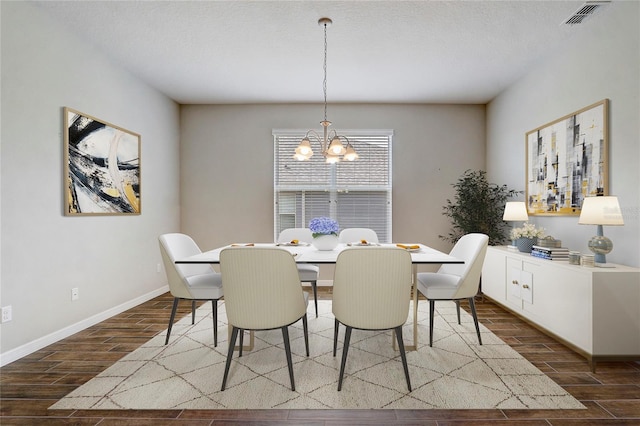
[325,154,340,164]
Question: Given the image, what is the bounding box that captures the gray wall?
[1,2,180,362]
[486,1,639,267]
[179,103,486,280]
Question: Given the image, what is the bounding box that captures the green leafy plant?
[440,170,520,245]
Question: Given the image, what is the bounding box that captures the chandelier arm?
[304,130,329,154]
[338,134,351,144]
[304,130,322,141]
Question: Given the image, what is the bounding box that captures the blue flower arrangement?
[309,217,339,238]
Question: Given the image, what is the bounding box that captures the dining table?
[176,242,463,351]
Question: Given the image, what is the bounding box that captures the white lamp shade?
[296,138,313,156]
[578,196,624,225]
[503,202,529,221]
[327,137,346,155]
[343,145,358,161]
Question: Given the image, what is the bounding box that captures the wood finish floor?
[1,288,639,425]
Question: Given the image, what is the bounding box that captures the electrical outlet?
[71,287,79,301]
[1,306,12,323]
[157,263,162,273]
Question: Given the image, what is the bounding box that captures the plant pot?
[312,234,339,251]
[515,237,537,253]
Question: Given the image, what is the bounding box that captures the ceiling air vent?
[562,1,610,25]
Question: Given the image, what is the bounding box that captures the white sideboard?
[482,246,640,370]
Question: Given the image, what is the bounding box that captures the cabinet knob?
[512,280,518,285]
[522,284,529,289]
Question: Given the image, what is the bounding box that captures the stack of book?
[531,245,570,260]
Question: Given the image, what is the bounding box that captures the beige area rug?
[51,300,584,410]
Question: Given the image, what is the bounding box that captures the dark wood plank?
[1,290,639,424]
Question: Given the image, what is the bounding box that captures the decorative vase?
[312,234,339,251]
[515,237,537,253]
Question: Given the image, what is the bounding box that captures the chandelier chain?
[323,21,328,122]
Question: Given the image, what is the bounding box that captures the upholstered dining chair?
[338,228,379,244]
[219,246,310,391]
[416,233,489,347]
[159,233,223,346]
[277,228,320,317]
[332,247,413,391]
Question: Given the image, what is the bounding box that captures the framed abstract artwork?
[525,99,608,216]
[64,107,141,215]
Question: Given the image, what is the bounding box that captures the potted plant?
[309,217,340,250]
[440,170,520,246]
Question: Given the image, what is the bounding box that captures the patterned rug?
[50,300,584,410]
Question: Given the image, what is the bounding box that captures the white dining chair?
[338,228,379,244]
[277,228,320,317]
[416,233,489,347]
[219,246,310,391]
[159,233,223,346]
[332,247,413,391]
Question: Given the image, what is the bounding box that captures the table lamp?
[578,196,624,267]
[503,201,529,248]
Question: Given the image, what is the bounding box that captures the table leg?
[394,264,418,351]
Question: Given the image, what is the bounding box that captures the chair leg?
[191,300,196,324]
[311,280,318,318]
[333,318,339,357]
[165,298,180,345]
[468,297,483,345]
[337,326,352,391]
[455,300,461,324]
[211,299,218,347]
[281,326,296,391]
[429,299,435,347]
[394,326,412,392]
[239,329,244,357]
[221,326,239,391]
[302,314,310,356]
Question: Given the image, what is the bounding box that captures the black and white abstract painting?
[525,99,608,216]
[64,108,141,215]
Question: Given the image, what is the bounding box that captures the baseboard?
[0,285,169,367]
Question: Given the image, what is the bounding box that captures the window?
[274,129,392,242]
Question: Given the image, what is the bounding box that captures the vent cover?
[562,1,610,25]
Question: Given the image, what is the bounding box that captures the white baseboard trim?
[0,285,169,367]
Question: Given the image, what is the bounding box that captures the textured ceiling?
[31,1,610,104]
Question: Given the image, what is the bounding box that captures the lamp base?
[588,228,612,265]
[595,262,616,268]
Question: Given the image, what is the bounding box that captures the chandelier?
[294,17,358,163]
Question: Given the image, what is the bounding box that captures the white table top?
[175,243,463,265]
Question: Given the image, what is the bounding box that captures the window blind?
[274,129,392,242]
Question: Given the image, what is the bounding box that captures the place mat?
[50,300,584,410]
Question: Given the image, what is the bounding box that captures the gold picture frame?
[525,99,608,216]
[64,107,141,215]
